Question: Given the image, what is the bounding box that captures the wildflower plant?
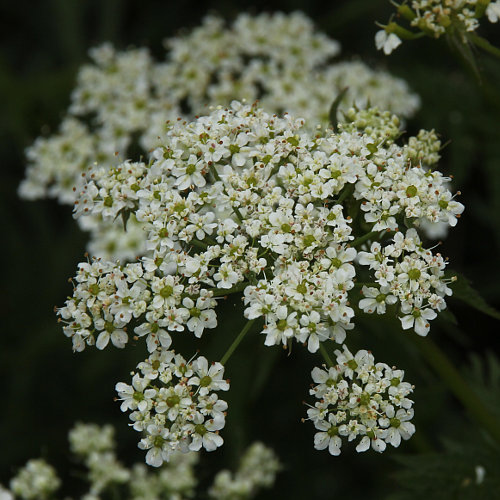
[55,99,465,463]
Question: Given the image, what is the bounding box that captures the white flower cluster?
[116,351,229,466]
[58,255,219,352]
[208,442,281,499]
[57,101,463,462]
[128,452,198,500]
[2,422,278,499]
[20,12,420,262]
[9,459,60,500]
[307,346,415,455]
[354,144,463,232]
[359,229,453,335]
[69,421,115,455]
[69,422,130,497]
[376,0,500,54]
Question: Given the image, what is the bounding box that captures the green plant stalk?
[319,342,334,368]
[411,335,500,444]
[221,319,256,365]
[468,33,500,59]
[350,230,380,248]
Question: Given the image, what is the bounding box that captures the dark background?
[2,1,500,498]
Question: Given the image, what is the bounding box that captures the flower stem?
[350,230,381,248]
[319,342,334,368]
[468,33,500,59]
[411,335,500,444]
[190,239,208,250]
[220,319,256,365]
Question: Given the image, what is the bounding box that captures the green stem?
[319,342,334,368]
[209,282,249,297]
[411,335,500,445]
[220,319,256,365]
[468,33,500,59]
[350,230,380,248]
[336,183,354,204]
[190,239,209,250]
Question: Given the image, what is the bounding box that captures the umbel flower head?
[306,345,415,455]
[116,351,229,467]
[20,12,420,262]
[57,101,462,463]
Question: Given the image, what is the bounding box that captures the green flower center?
[406,185,418,198]
[186,164,196,175]
[327,426,339,437]
[390,377,401,387]
[359,392,371,406]
[190,307,201,318]
[376,293,386,303]
[133,391,144,402]
[160,285,174,298]
[173,202,186,214]
[200,376,212,388]
[166,395,180,408]
[331,258,342,268]
[195,424,207,436]
[390,418,401,428]
[303,235,316,247]
[347,359,358,371]
[277,319,288,331]
[153,435,165,448]
[408,268,421,280]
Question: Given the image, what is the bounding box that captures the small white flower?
[375,30,402,55]
[487,1,500,22]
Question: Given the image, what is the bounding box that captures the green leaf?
[328,87,348,130]
[388,438,500,500]
[447,270,500,321]
[437,308,458,326]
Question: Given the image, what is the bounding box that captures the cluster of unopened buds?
[56,100,463,463]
